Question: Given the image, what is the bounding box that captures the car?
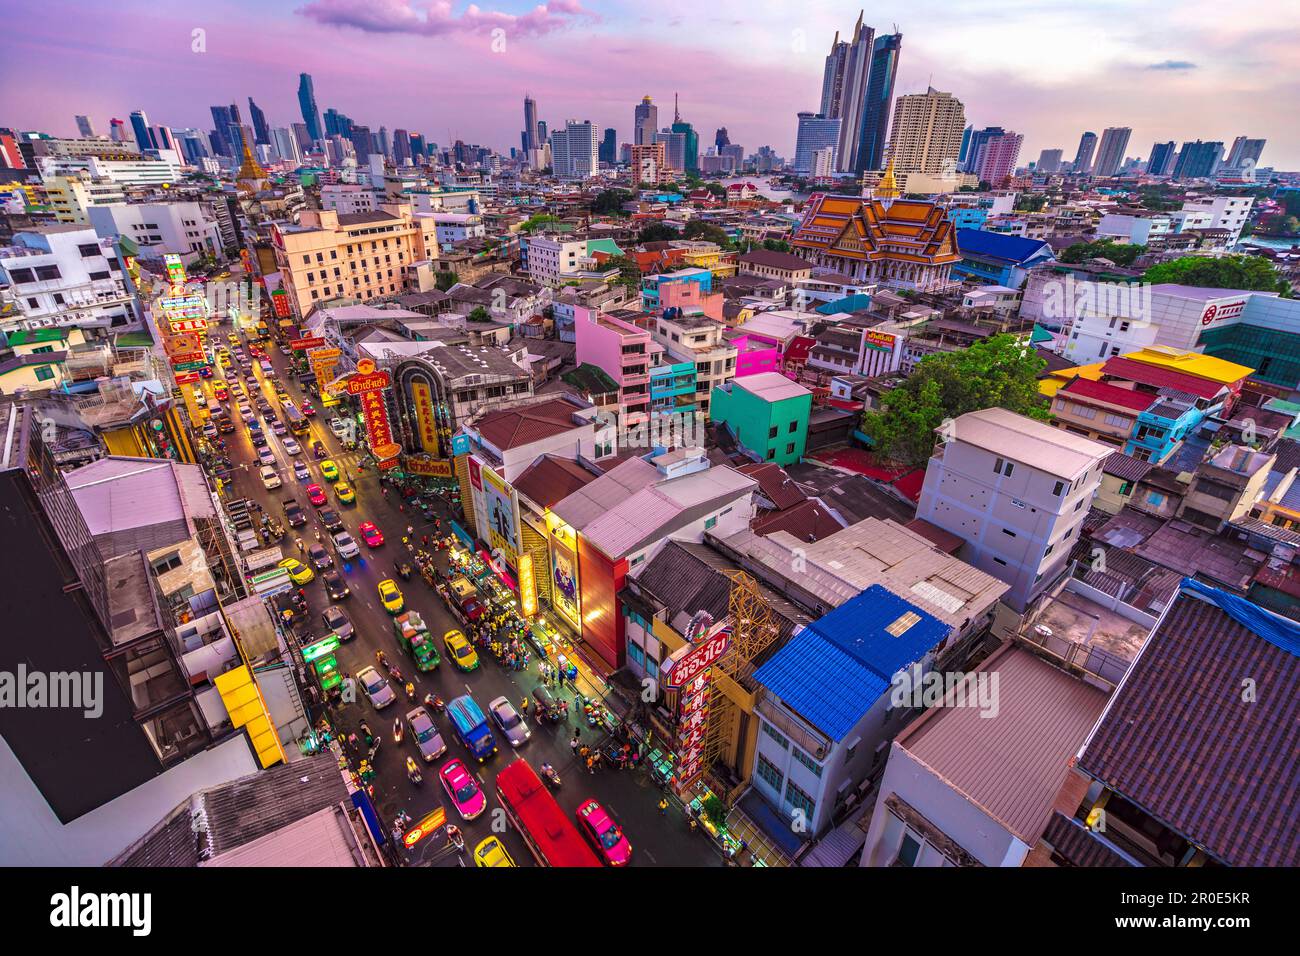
[282,438,302,456]
[213,385,229,401]
[320,460,339,481]
[321,605,354,640]
[358,521,384,547]
[439,758,486,821]
[191,387,205,403]
[218,418,236,434]
[259,465,282,490]
[307,483,327,506]
[319,507,344,532]
[199,365,215,379]
[271,421,288,437]
[201,423,218,439]
[329,418,349,439]
[356,666,396,710]
[257,446,276,467]
[277,557,314,585]
[473,837,516,868]
[251,430,268,449]
[283,500,307,526]
[407,707,447,763]
[300,401,316,416]
[292,461,311,481]
[443,629,479,672]
[307,543,333,570]
[322,569,350,600]
[333,531,360,559]
[488,696,531,748]
[460,597,485,621]
[377,579,404,614]
[576,799,632,867]
[334,482,355,504]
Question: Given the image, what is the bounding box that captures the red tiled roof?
[473,399,584,450]
[1061,376,1158,413]
[751,498,846,542]
[736,462,807,510]
[1077,588,1300,867]
[512,454,599,510]
[1100,357,1224,400]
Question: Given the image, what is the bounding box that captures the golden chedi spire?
[875,158,901,202]
[237,139,266,190]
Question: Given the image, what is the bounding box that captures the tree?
[467,306,492,323]
[590,189,632,216]
[682,220,731,248]
[1014,194,1047,213]
[761,238,791,253]
[520,214,559,233]
[1142,255,1290,295]
[434,270,459,292]
[1059,240,1147,267]
[701,795,728,830]
[603,255,642,292]
[637,222,677,244]
[860,334,1050,465]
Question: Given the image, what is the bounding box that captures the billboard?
[479,465,519,571]
[410,379,441,455]
[290,336,325,351]
[405,454,453,478]
[863,329,897,352]
[308,346,341,389]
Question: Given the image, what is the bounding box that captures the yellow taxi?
[334,482,355,504]
[378,579,404,614]
[320,460,340,481]
[443,629,480,672]
[278,557,315,585]
[473,837,516,868]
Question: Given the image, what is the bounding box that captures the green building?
[711,372,812,466]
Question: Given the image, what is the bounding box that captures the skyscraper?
[248,97,270,145]
[599,127,617,165]
[820,31,850,118]
[1172,140,1225,180]
[409,133,426,162]
[855,31,901,174]
[271,127,301,165]
[551,120,598,179]
[715,127,730,149]
[885,88,965,175]
[393,128,411,165]
[972,130,1023,186]
[298,73,323,143]
[1092,126,1131,177]
[1036,149,1063,173]
[209,105,234,156]
[109,118,127,143]
[349,125,372,162]
[634,95,658,146]
[1147,141,1177,177]
[523,96,539,152]
[793,112,841,175]
[670,94,699,174]
[1072,131,1097,174]
[74,115,95,138]
[654,129,686,171]
[129,111,156,150]
[1225,136,1266,170]
[963,126,1005,176]
[828,13,874,173]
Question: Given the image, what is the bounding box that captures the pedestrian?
[570,736,580,757]
[406,525,414,537]
[586,756,595,775]
[658,798,668,816]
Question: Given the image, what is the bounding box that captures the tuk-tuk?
[531,685,562,722]
[312,440,328,459]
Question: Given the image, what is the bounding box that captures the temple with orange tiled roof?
[790,172,962,292]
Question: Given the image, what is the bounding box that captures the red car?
[358,521,384,547]
[439,758,487,821]
[300,401,316,416]
[461,597,485,621]
[576,799,631,866]
[307,483,327,506]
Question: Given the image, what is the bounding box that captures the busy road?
[195,316,722,868]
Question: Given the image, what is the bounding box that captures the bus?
[494,759,601,867]
[284,403,310,434]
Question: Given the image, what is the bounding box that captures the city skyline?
[1,0,1297,167]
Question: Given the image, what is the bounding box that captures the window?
[993,458,1014,477]
[150,551,183,574]
[784,780,816,819]
[1052,480,1066,496]
[1001,528,1016,537]
[993,557,1008,566]
[791,746,823,777]
[896,831,923,867]
[756,753,783,792]
[1045,542,1055,556]
[78,243,100,257]
[35,265,62,281]
[789,420,798,433]
[8,267,34,283]
[786,443,795,455]
[1074,499,1084,511]
[761,722,789,751]
[34,366,56,382]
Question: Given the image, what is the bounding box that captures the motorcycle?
[540,764,561,789]
[445,825,465,853]
[393,717,404,744]
[375,650,389,669]
[406,756,422,785]
[405,681,416,703]
[424,693,446,714]
[386,663,404,684]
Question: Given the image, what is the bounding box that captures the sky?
[2,0,1298,168]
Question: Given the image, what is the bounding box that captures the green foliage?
[466,306,492,323]
[682,220,731,248]
[604,255,642,291]
[700,795,728,830]
[434,270,459,292]
[1014,193,1047,213]
[860,334,1050,465]
[1142,255,1290,295]
[761,238,791,253]
[1059,240,1147,267]
[637,222,678,244]
[590,189,632,216]
[520,214,559,233]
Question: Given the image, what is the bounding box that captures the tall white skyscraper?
[551,120,598,179]
[884,88,966,175]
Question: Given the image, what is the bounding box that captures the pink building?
[660,280,724,321]
[731,332,782,377]
[974,131,1024,187]
[574,307,656,425]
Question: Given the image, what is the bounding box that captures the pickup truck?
[282,499,307,527]
[447,694,497,763]
[393,611,440,671]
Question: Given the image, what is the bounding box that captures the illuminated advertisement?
[404,454,453,478]
[308,346,341,390]
[518,553,538,618]
[410,379,440,455]
[290,336,325,351]
[478,466,519,570]
[548,533,581,630]
[271,288,291,319]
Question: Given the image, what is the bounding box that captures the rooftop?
[471,397,589,451]
[728,371,812,403]
[941,407,1111,480]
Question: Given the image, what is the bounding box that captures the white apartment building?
[550,120,599,180]
[649,313,737,418]
[40,175,126,225]
[916,407,1110,611]
[429,213,486,248]
[88,201,222,263]
[1096,212,1171,246]
[0,225,140,337]
[526,235,600,288]
[36,149,185,186]
[320,184,375,215]
[1174,195,1253,245]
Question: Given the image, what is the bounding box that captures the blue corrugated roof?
[752,585,949,741]
[955,228,1053,265]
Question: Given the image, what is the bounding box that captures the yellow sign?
[308,346,341,392]
[518,554,538,617]
[214,665,285,768]
[411,379,440,456]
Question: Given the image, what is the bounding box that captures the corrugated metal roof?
[753,585,948,741]
[898,644,1108,843]
[1101,357,1224,400]
[66,456,208,537]
[1062,376,1158,413]
[945,407,1110,480]
[550,457,660,530]
[1078,584,1300,866]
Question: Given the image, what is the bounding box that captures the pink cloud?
[297,0,597,38]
